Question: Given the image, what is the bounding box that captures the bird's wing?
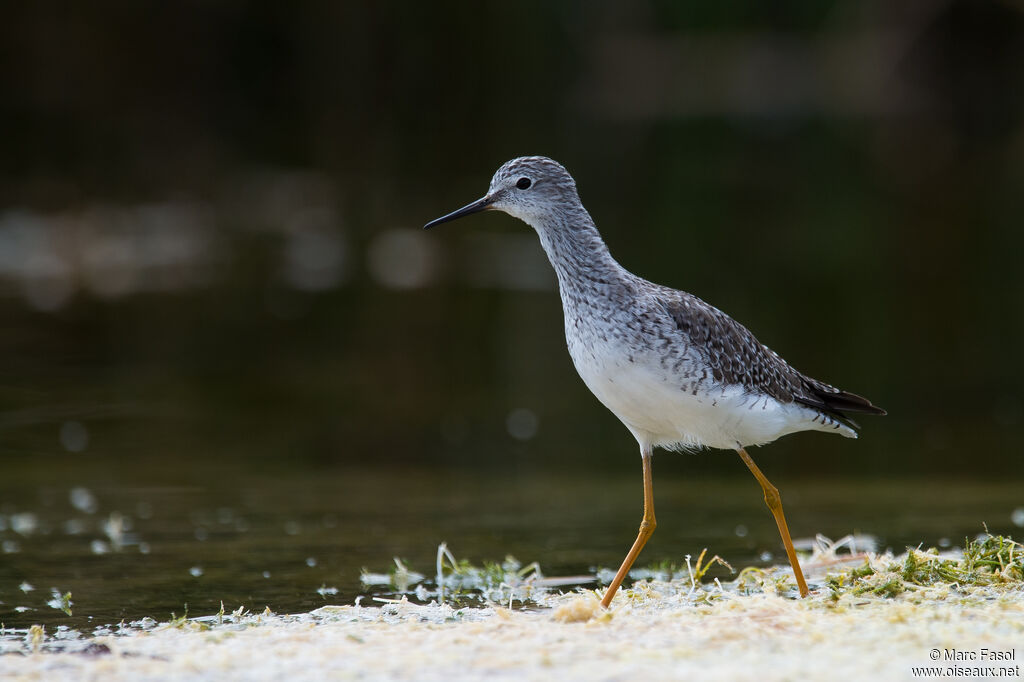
[655,290,885,423]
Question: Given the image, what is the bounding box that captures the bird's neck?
[529,207,627,297]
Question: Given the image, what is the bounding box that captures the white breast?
[567,335,854,452]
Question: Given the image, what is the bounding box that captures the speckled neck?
[527,205,627,299]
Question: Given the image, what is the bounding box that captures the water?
[2,456,1020,632]
[0,246,1019,639]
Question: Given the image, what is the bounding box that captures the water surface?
[2,459,1019,632]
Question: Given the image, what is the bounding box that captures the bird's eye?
[516,177,532,190]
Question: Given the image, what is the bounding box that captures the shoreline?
[3,542,1022,682]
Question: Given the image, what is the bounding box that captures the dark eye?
[516,177,532,190]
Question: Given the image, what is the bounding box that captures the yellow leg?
[601,449,656,608]
[737,447,809,597]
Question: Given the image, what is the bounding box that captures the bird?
[424,156,885,606]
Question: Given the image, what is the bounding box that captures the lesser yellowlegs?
[424,156,885,606]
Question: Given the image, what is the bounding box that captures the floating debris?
[316,585,339,599]
[361,542,593,608]
[360,557,426,592]
[46,590,73,616]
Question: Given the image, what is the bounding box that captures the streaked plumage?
[425,155,885,605]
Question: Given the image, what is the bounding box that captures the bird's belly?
[568,340,805,451]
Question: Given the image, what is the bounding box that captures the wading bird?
[425,156,885,606]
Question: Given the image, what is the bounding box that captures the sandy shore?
[4,558,1022,682]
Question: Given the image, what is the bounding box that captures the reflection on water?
[0,174,556,313]
[1,459,1021,631]
[0,170,347,312]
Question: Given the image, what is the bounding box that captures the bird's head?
[424,156,579,229]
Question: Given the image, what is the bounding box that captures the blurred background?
[1,0,1023,629]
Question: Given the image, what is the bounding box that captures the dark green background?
[2,1,1023,481]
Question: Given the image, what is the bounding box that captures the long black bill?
[423,196,492,229]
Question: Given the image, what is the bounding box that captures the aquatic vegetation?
[27,624,44,652]
[45,590,73,616]
[360,557,426,593]
[959,532,1024,582]
[354,532,1024,610]
[818,532,1024,602]
[4,532,1022,659]
[360,542,594,607]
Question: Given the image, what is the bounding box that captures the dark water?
[2,456,1021,632]
[3,0,1024,644]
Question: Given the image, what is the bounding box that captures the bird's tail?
[796,380,886,430]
